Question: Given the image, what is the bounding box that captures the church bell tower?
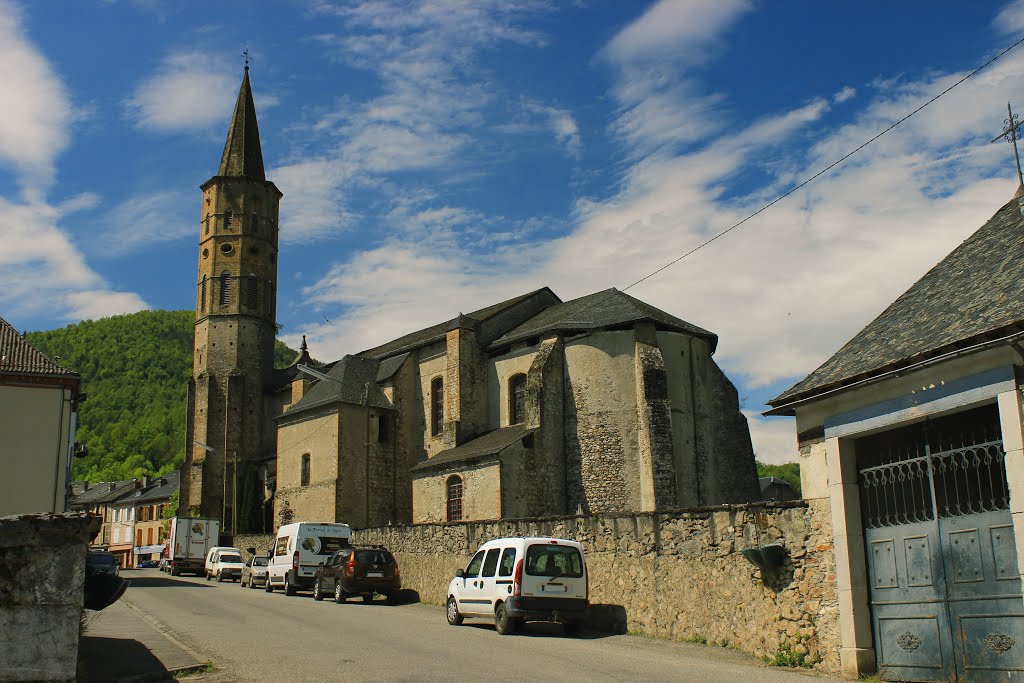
[181,66,282,529]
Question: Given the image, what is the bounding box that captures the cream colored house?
[767,192,1024,680]
[0,315,82,516]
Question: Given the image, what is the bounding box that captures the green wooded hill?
[756,460,801,494]
[26,310,299,483]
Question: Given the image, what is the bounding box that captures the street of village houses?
[88,568,833,683]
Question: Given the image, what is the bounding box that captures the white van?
[204,546,241,580]
[446,537,588,635]
[266,522,352,595]
[207,548,245,582]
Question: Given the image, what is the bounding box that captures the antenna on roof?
[990,101,1024,194]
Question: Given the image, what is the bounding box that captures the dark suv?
[312,546,400,604]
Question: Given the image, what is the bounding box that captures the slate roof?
[490,288,717,351]
[133,471,179,503]
[410,424,537,473]
[218,68,265,180]
[376,352,409,382]
[67,480,137,508]
[358,288,557,360]
[0,316,79,377]
[769,195,1024,410]
[280,355,393,418]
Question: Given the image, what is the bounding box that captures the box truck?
[164,517,220,576]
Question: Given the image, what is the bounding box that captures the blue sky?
[4,0,1024,464]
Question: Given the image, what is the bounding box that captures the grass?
[173,662,215,679]
[681,634,708,645]
[767,646,811,668]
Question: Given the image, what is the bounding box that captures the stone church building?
[182,69,760,531]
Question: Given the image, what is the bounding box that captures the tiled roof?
[489,288,717,350]
[0,316,78,377]
[280,355,394,418]
[132,471,180,503]
[770,195,1024,408]
[67,480,137,508]
[410,424,537,473]
[358,288,558,360]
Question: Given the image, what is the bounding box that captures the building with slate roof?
[765,192,1024,679]
[183,67,758,532]
[275,285,759,526]
[0,315,83,515]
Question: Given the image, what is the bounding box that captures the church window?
[509,373,527,425]
[219,272,231,305]
[300,453,311,487]
[224,209,233,228]
[264,280,274,315]
[430,377,444,437]
[251,212,259,231]
[200,276,207,312]
[446,476,463,522]
[204,214,210,235]
[246,274,257,309]
[378,415,390,443]
[202,248,209,259]
[220,243,233,255]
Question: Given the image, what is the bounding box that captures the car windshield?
[317,536,350,555]
[525,544,583,578]
[251,557,268,567]
[89,554,115,566]
[219,554,242,563]
[354,550,392,565]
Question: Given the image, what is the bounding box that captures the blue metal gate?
[859,406,1024,682]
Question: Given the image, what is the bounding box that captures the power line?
[621,34,1024,293]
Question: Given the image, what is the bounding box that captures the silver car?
[240,555,269,589]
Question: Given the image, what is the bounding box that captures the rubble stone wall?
[354,500,841,673]
[0,513,100,683]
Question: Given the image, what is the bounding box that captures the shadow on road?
[123,575,215,589]
[461,621,618,640]
[80,636,176,682]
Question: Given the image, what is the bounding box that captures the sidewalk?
[80,593,205,683]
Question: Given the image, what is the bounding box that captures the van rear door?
[521,541,586,600]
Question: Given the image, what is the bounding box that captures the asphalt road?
[119,569,832,683]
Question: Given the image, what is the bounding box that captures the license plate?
[542,584,567,593]
[367,571,383,577]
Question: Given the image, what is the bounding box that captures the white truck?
[165,517,221,576]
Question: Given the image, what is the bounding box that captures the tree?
[756,461,801,494]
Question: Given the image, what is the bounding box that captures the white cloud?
[833,86,856,104]
[994,0,1024,34]
[94,190,193,256]
[0,1,71,192]
[125,51,237,131]
[272,159,354,243]
[603,0,751,65]
[745,412,799,465]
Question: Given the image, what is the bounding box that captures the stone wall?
[0,513,101,683]
[353,500,841,673]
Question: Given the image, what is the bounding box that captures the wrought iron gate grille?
[858,405,1008,531]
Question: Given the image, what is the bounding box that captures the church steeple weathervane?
[990,101,1024,196]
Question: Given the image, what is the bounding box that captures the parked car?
[208,548,245,582]
[86,551,119,577]
[204,546,241,580]
[266,522,352,595]
[446,537,588,636]
[311,545,400,604]
[241,555,269,589]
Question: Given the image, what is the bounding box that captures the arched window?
[246,274,257,309]
[200,275,207,312]
[509,373,527,425]
[224,209,233,228]
[251,212,259,231]
[430,377,444,437]
[300,453,311,487]
[219,272,231,305]
[446,476,463,522]
[204,213,210,235]
[378,414,390,443]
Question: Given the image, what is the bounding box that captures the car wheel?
[446,597,464,626]
[564,622,583,637]
[250,578,258,590]
[334,582,347,604]
[265,578,274,593]
[313,580,324,601]
[362,593,373,604]
[495,603,518,635]
[240,577,246,587]
[217,571,224,583]
[205,571,211,581]
[284,576,296,596]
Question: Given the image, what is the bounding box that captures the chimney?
[143,476,151,488]
[289,375,312,408]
